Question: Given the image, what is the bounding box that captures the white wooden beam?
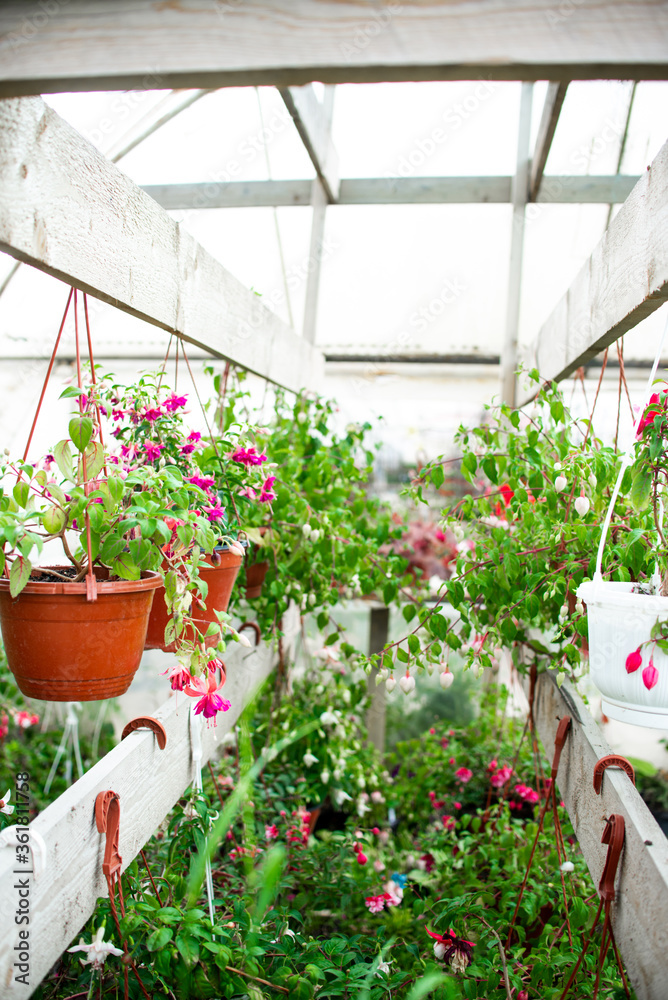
[524,134,668,396]
[1,1,668,95]
[529,81,568,201]
[0,98,323,394]
[142,175,641,209]
[0,639,277,998]
[500,83,533,406]
[524,670,668,1000]
[278,84,340,202]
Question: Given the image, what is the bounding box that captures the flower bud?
[399,674,416,695]
[555,475,567,492]
[385,676,396,693]
[574,495,590,517]
[440,670,454,689]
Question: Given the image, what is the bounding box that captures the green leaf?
[407,633,420,655]
[83,441,105,480]
[69,415,93,453]
[12,482,29,508]
[59,386,87,399]
[9,555,31,597]
[146,927,173,952]
[107,474,125,504]
[396,646,409,664]
[111,552,141,581]
[631,466,652,512]
[429,613,448,640]
[45,482,66,505]
[53,440,75,482]
[430,464,445,489]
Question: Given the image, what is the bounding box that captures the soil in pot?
[0,567,162,702]
[245,560,269,599]
[145,548,242,652]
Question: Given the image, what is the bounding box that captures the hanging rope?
[190,709,216,927]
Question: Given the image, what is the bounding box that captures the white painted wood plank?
[529,81,568,201]
[525,135,668,397]
[0,640,276,998]
[142,175,640,209]
[1,1,668,95]
[279,85,340,202]
[0,97,324,394]
[524,670,668,1000]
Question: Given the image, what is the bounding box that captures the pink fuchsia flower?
[184,664,231,724]
[373,858,386,873]
[15,711,39,729]
[453,801,462,810]
[643,659,659,690]
[229,446,267,466]
[357,852,368,865]
[442,815,456,831]
[370,791,385,804]
[259,475,277,503]
[164,393,188,412]
[455,767,473,784]
[490,765,513,788]
[144,442,164,462]
[187,474,216,491]
[0,714,8,740]
[111,409,125,422]
[426,927,474,972]
[265,824,279,840]
[239,486,257,500]
[365,895,387,914]
[180,444,196,455]
[626,647,643,673]
[448,757,456,766]
[203,503,225,522]
[383,881,403,906]
[143,407,163,422]
[162,663,193,692]
[187,431,202,443]
[636,388,668,436]
[487,759,498,772]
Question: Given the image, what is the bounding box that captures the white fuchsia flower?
[574,495,590,517]
[68,927,124,970]
[440,669,454,690]
[560,861,575,873]
[385,676,396,693]
[399,673,415,695]
[0,790,14,815]
[303,751,318,767]
[554,475,567,492]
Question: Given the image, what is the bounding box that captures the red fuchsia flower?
[143,407,163,422]
[455,767,473,784]
[0,714,8,740]
[184,665,231,724]
[187,431,202,443]
[144,442,164,462]
[514,783,540,804]
[259,475,277,503]
[365,894,387,914]
[487,759,498,772]
[643,658,659,690]
[420,853,436,872]
[442,815,456,831]
[372,826,381,835]
[180,443,196,455]
[490,765,513,788]
[626,647,643,673]
[441,737,449,749]
[203,503,225,522]
[265,824,279,840]
[426,928,474,972]
[357,851,368,865]
[499,483,514,507]
[453,801,462,810]
[111,408,125,422]
[448,757,456,766]
[164,393,188,412]
[636,388,668,436]
[15,711,39,729]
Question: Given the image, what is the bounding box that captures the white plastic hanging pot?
[577,580,668,727]
[577,314,668,728]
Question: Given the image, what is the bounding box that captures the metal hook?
[121,716,167,749]
[551,716,572,779]
[95,790,122,879]
[593,754,635,795]
[239,620,261,646]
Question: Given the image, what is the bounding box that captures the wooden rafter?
[529,81,569,201]
[1,0,668,96]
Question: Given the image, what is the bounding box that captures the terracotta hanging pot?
[245,560,270,599]
[145,548,242,652]
[0,567,162,702]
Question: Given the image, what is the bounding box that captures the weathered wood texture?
[142,175,641,210]
[0,628,293,997]
[524,135,668,397]
[0,97,323,394]
[279,85,340,202]
[525,670,668,1000]
[1,0,668,96]
[529,81,569,201]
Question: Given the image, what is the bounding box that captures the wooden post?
[366,605,390,752]
[500,82,533,407]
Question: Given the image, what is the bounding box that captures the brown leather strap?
[121,716,167,749]
[551,716,572,779]
[599,813,625,902]
[95,790,122,879]
[593,754,635,794]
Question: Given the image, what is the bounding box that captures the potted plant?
[577,383,668,726]
[100,372,270,651]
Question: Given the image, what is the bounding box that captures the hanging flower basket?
[0,568,162,701]
[245,559,269,599]
[144,549,242,652]
[576,581,668,728]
